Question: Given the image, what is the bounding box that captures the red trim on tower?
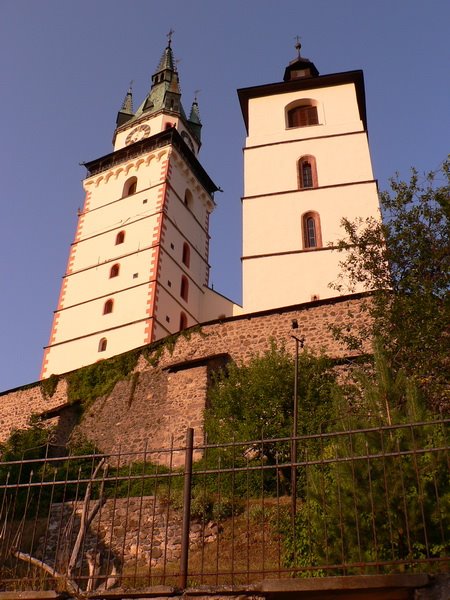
[143,155,171,344]
[40,190,92,379]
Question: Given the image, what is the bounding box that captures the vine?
[66,348,141,408]
[40,373,60,399]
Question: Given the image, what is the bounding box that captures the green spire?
[134,37,183,118]
[116,84,135,127]
[155,42,175,73]
[121,85,134,114]
[187,96,202,142]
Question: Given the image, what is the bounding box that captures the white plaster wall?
[69,215,160,271]
[169,152,214,223]
[242,249,357,312]
[53,283,153,343]
[62,248,155,306]
[243,182,379,256]
[244,133,374,197]
[114,114,199,155]
[79,192,161,241]
[114,115,167,151]
[85,157,166,210]
[153,284,198,334]
[44,320,149,377]
[162,220,208,286]
[199,287,237,321]
[247,83,363,143]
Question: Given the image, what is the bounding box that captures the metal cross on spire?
[294,35,302,57]
[194,89,201,102]
[167,28,175,46]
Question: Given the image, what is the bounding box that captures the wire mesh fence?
[0,418,448,593]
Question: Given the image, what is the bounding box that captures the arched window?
[298,155,318,189]
[182,243,190,268]
[302,211,322,249]
[179,312,188,330]
[103,299,114,314]
[109,263,120,278]
[180,276,189,301]
[184,188,193,208]
[115,230,125,245]
[98,338,107,352]
[287,102,319,128]
[122,177,137,197]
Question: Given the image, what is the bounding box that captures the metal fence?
[0,419,448,594]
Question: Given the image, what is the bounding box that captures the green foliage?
[40,374,59,399]
[66,348,140,406]
[204,343,341,498]
[205,342,338,443]
[333,159,450,408]
[0,415,53,464]
[284,350,450,574]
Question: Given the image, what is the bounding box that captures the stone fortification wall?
[0,294,370,456]
[38,496,219,573]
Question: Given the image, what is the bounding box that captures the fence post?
[180,427,194,589]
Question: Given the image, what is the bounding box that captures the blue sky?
[1,0,449,391]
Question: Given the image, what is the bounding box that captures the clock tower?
[41,39,224,378]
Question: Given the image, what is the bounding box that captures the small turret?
[187,96,202,143]
[283,38,319,81]
[116,85,134,127]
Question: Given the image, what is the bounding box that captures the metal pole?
[291,337,299,529]
[180,427,194,590]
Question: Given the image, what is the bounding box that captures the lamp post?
[290,321,305,529]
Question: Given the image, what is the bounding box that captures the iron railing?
[0,419,448,594]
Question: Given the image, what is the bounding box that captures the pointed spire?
[116,82,135,127]
[156,42,175,73]
[134,35,183,116]
[189,93,201,124]
[187,93,202,143]
[120,83,134,114]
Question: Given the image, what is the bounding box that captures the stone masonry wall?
[37,496,219,576]
[0,294,371,456]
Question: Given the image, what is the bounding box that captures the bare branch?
[12,551,81,597]
[67,458,108,579]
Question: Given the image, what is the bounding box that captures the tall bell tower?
[41,38,221,378]
[238,42,381,312]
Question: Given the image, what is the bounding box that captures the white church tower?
[41,37,224,378]
[238,42,381,312]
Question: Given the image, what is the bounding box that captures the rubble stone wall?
[0,294,371,457]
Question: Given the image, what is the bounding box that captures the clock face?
[125,124,151,145]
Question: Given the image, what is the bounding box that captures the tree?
[202,343,340,497]
[332,159,450,410]
[205,342,338,445]
[283,349,450,574]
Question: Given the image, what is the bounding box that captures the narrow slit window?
[179,312,188,330]
[110,263,120,278]
[302,211,322,249]
[115,231,125,245]
[182,243,190,268]
[298,155,318,189]
[103,299,114,314]
[180,276,189,301]
[98,338,107,352]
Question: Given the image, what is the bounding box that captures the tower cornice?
[238,70,367,134]
[83,127,218,194]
